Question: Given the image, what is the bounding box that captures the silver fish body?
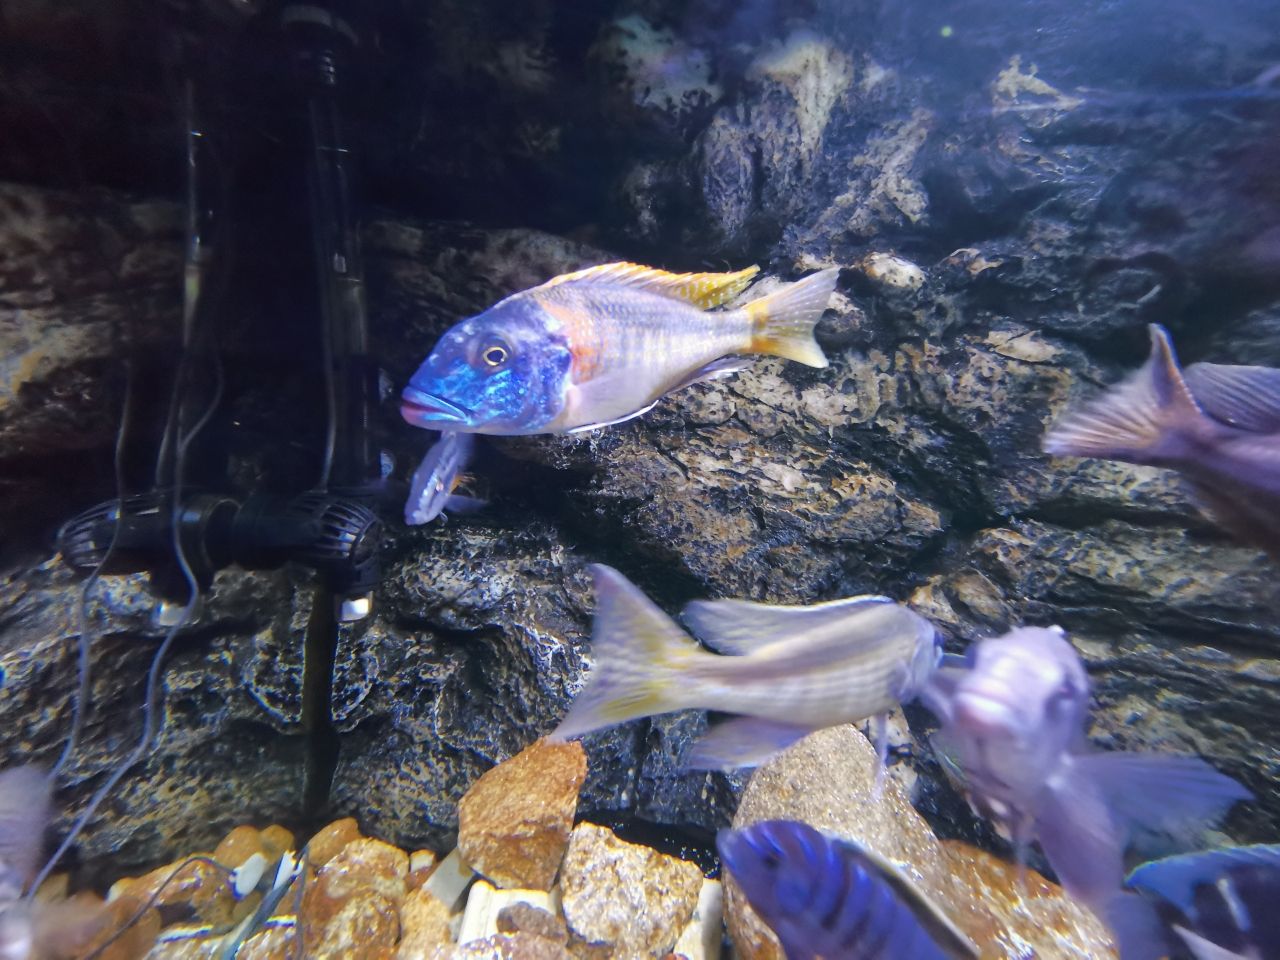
[550,565,940,770]
[403,431,485,525]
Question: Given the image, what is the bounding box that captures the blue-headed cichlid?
[400,261,839,435]
[718,819,978,960]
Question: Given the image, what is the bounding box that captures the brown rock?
[313,891,400,960]
[141,930,219,958]
[236,923,299,960]
[308,817,363,867]
[938,841,1114,960]
[559,822,703,958]
[439,932,571,960]
[457,738,586,891]
[215,825,267,868]
[76,893,161,960]
[301,838,408,953]
[259,825,296,861]
[495,902,567,943]
[723,726,1116,960]
[394,887,454,960]
[113,856,234,926]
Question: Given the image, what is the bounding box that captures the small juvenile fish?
[403,431,486,526]
[924,626,1251,960]
[550,565,940,770]
[1044,323,1280,558]
[1124,844,1280,960]
[718,820,977,960]
[401,261,839,435]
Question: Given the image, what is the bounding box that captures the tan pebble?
[307,817,363,867]
[143,928,219,958]
[78,893,162,960]
[33,871,69,902]
[214,825,267,868]
[407,850,439,891]
[259,825,296,861]
[229,890,263,925]
[394,887,453,959]
[457,738,586,891]
[115,856,234,926]
[313,891,400,960]
[236,923,299,960]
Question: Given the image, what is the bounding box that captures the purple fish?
[924,626,1251,960]
[1044,323,1280,558]
[718,820,977,960]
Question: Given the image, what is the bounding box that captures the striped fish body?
[527,282,752,433]
[719,820,976,960]
[681,601,935,728]
[401,262,837,436]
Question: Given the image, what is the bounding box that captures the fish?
[0,766,49,960]
[1119,844,1280,960]
[1043,323,1280,558]
[923,626,1251,960]
[403,431,487,526]
[400,261,839,435]
[717,819,978,960]
[549,564,941,771]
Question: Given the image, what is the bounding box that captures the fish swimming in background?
[923,626,1251,960]
[403,431,487,526]
[1044,323,1280,558]
[550,565,941,770]
[1123,844,1280,960]
[400,261,839,435]
[0,765,49,960]
[718,820,978,960]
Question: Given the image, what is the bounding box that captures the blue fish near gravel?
[718,819,977,960]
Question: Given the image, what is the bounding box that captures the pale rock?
[214,825,267,868]
[424,849,477,911]
[459,882,557,943]
[409,850,441,891]
[457,738,587,890]
[860,251,925,291]
[671,879,721,960]
[559,822,703,958]
[236,922,299,960]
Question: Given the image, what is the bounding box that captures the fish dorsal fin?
[1184,361,1280,433]
[538,261,761,309]
[680,595,900,656]
[834,834,980,959]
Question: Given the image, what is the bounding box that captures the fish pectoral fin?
[669,356,753,391]
[681,594,909,656]
[1171,926,1251,960]
[537,261,761,309]
[1074,752,1251,841]
[1184,360,1280,433]
[682,717,818,770]
[1043,323,1206,462]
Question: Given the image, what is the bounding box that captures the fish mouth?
[400,388,472,427]
[952,689,1021,738]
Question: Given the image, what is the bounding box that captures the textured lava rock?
[457,738,586,890]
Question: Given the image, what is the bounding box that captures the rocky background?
[1,0,1279,891]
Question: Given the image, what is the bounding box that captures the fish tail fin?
[550,565,705,741]
[744,267,838,368]
[1044,324,1209,462]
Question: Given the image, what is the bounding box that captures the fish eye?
[480,341,510,368]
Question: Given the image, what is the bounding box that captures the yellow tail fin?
[744,267,839,368]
